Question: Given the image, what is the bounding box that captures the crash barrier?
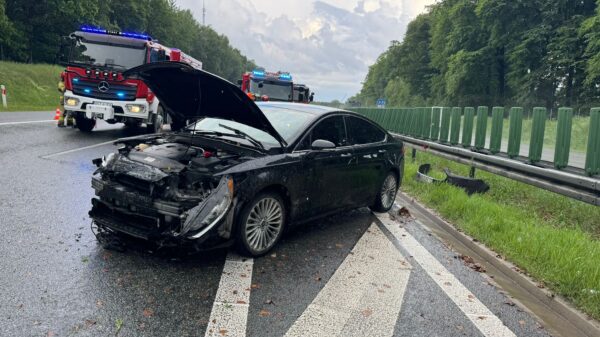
[349,106,600,206]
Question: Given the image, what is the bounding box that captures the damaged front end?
[89,138,248,248]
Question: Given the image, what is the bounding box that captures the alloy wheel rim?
[381,174,397,209]
[245,197,283,252]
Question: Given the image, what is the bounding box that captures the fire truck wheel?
[147,106,165,134]
[75,116,96,132]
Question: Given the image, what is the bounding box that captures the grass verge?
[403,151,600,319]
[0,61,63,112]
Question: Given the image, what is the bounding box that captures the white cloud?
[175,0,435,101]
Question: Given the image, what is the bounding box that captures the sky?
[175,0,436,102]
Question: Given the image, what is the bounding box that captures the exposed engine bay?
[90,134,260,245]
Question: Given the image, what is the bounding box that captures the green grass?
[0,61,63,112]
[403,151,600,319]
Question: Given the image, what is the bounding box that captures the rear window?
[346,116,386,145]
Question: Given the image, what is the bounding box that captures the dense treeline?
[0,0,255,82]
[353,0,600,112]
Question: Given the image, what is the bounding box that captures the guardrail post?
[431,107,441,141]
[383,108,393,131]
[407,108,416,137]
[450,107,461,145]
[422,107,432,139]
[507,107,523,158]
[474,106,488,150]
[440,107,451,143]
[489,106,504,154]
[462,107,475,147]
[554,107,573,169]
[529,107,547,164]
[585,108,600,176]
[415,107,424,139]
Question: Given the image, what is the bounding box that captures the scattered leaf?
[251,284,260,289]
[219,329,228,336]
[236,300,247,304]
[519,320,526,326]
[259,309,271,317]
[335,243,343,248]
[115,318,124,336]
[46,331,55,337]
[361,309,373,317]
[143,308,154,318]
[444,282,452,286]
[84,319,97,328]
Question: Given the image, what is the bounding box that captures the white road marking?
[205,253,254,337]
[377,213,518,337]
[0,120,54,126]
[41,140,117,159]
[284,224,412,337]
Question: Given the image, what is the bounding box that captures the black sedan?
[89,62,404,257]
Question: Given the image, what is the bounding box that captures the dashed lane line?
[284,224,412,337]
[205,253,254,337]
[376,213,518,337]
[0,120,54,126]
[40,140,117,159]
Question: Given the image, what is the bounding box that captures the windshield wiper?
[190,129,266,152]
[218,124,265,151]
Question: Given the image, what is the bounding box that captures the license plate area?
[86,104,114,119]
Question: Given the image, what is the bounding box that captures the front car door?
[295,115,357,216]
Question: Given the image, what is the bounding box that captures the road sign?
[376,98,386,108]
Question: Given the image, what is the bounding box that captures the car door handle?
[341,153,352,158]
[378,149,387,153]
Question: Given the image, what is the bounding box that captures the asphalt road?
[0,112,554,337]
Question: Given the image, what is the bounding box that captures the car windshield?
[188,106,313,148]
[250,79,293,101]
[69,39,146,70]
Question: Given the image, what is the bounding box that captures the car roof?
[256,102,343,116]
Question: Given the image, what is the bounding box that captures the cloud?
[175,0,435,101]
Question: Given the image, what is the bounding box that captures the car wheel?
[370,171,398,213]
[75,116,96,132]
[236,192,286,257]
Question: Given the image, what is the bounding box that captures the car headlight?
[178,176,234,239]
[126,104,145,113]
[65,97,79,107]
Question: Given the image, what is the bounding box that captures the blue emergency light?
[252,70,265,77]
[279,73,292,81]
[84,88,91,94]
[80,26,151,41]
[117,92,125,98]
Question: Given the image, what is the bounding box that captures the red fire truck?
[239,69,295,102]
[59,27,202,132]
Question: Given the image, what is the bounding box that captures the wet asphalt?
[0,112,552,337]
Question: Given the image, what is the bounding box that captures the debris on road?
[459,254,487,273]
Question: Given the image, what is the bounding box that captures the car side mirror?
[311,139,335,150]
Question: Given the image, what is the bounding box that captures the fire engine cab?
[59,27,202,132]
[239,69,295,102]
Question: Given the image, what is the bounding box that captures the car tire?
[370,171,399,213]
[236,192,286,257]
[147,105,165,134]
[75,116,95,132]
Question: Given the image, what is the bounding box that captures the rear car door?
[345,115,388,206]
[298,115,357,215]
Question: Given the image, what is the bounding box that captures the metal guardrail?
[349,106,600,206]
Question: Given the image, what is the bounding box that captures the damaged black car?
[90,62,405,256]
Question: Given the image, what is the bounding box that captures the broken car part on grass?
[416,164,490,195]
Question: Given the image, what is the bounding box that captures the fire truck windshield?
[250,79,293,101]
[68,39,146,70]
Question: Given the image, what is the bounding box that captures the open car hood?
[123,62,286,147]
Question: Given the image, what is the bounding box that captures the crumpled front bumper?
[89,176,234,244]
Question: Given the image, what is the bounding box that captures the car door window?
[310,116,347,147]
[346,116,386,145]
